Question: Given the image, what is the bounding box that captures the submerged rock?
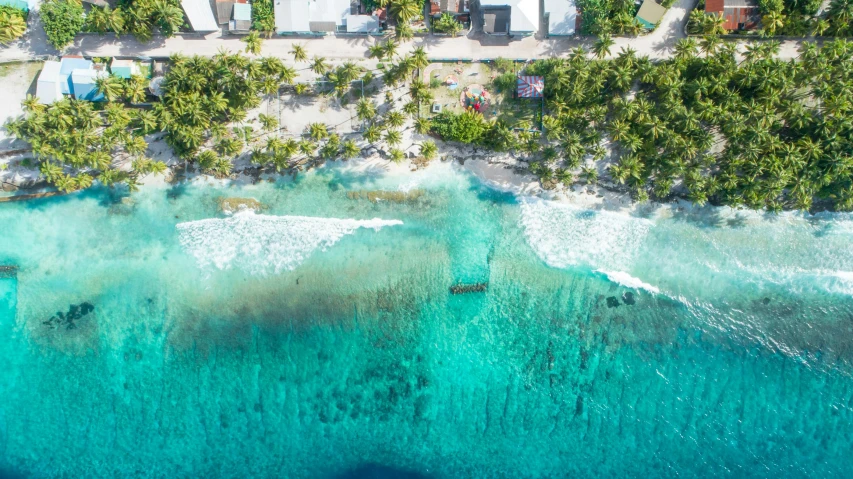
[606,296,621,308]
[42,302,95,331]
[346,190,425,203]
[449,282,488,294]
[622,292,636,305]
[218,197,264,214]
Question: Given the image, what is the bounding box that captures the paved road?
[0,0,806,63]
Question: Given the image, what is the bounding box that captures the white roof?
[346,14,379,33]
[275,0,350,33]
[181,0,220,31]
[545,0,576,35]
[36,60,62,104]
[481,0,539,33]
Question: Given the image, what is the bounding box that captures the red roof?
[705,0,759,30]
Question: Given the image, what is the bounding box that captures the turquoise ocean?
[0,161,852,478]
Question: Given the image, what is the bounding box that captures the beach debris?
[218,197,264,214]
[449,282,488,294]
[346,190,424,203]
[42,302,95,330]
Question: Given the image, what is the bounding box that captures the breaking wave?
[518,198,652,271]
[596,270,661,294]
[177,211,403,275]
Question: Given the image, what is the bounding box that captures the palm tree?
[389,0,420,23]
[396,23,414,42]
[242,32,262,55]
[593,34,614,59]
[419,140,437,160]
[308,122,329,140]
[298,139,317,156]
[363,125,382,143]
[413,117,431,134]
[96,76,124,102]
[382,39,398,60]
[290,44,308,62]
[124,76,148,103]
[411,46,429,70]
[355,98,377,122]
[340,139,360,159]
[259,113,278,132]
[385,111,405,129]
[762,10,786,36]
[0,10,26,44]
[384,129,402,147]
[368,44,386,59]
[389,148,405,164]
[310,56,329,76]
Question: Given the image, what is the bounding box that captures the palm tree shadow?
[338,34,373,50]
[280,94,316,112]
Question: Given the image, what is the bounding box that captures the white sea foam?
[596,270,661,294]
[177,211,403,275]
[519,197,653,271]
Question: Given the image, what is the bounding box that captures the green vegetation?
[251,0,275,35]
[5,96,165,192]
[0,5,27,44]
[430,40,853,211]
[5,52,300,190]
[242,31,262,55]
[40,0,85,49]
[433,13,464,36]
[575,0,669,35]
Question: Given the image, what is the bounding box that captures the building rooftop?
[181,0,220,31]
[545,0,577,35]
[275,0,350,33]
[482,6,510,34]
[480,0,538,33]
[635,0,666,28]
[345,14,380,33]
[233,3,251,21]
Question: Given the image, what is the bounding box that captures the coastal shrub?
[430,110,489,144]
[574,0,643,35]
[40,0,85,49]
[251,0,275,35]
[0,6,27,44]
[433,13,463,35]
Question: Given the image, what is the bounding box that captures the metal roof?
[181,0,220,31]
[545,0,577,35]
[233,3,251,21]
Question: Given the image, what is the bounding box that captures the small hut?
[516,75,544,98]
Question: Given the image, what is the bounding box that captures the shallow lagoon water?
[0,162,852,478]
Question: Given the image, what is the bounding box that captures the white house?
[36,61,63,104]
[345,14,380,33]
[181,0,220,32]
[274,0,350,34]
[545,0,577,36]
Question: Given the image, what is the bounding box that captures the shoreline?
[1,139,843,221]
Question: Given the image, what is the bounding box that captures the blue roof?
[59,58,93,75]
[71,70,105,102]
